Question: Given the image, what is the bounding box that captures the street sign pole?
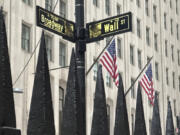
[75,1,86,135]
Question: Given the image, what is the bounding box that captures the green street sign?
[36,6,75,42]
[86,12,132,43]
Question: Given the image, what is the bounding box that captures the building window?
[93,0,98,7]
[176,0,179,14]
[22,0,31,5]
[45,34,53,61]
[178,50,180,65]
[131,78,135,98]
[155,62,159,81]
[147,56,150,63]
[166,68,169,85]
[117,4,121,15]
[105,0,110,15]
[106,37,112,45]
[106,72,112,87]
[119,72,123,81]
[153,5,157,23]
[157,92,160,106]
[93,59,98,81]
[177,24,179,40]
[131,14,134,33]
[146,27,150,46]
[179,76,180,92]
[165,40,168,57]
[59,87,64,135]
[136,0,140,7]
[149,119,152,134]
[137,19,141,38]
[173,72,175,88]
[174,100,176,116]
[2,12,7,32]
[171,45,174,61]
[50,76,54,100]
[45,0,52,11]
[171,19,173,35]
[164,13,167,30]
[154,33,158,51]
[130,45,134,65]
[137,50,142,69]
[59,42,66,66]
[170,0,172,9]
[21,24,31,52]
[107,104,110,135]
[117,38,122,59]
[60,0,66,18]
[145,0,149,16]
[131,114,134,134]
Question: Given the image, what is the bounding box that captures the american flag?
[100,39,119,86]
[140,64,154,105]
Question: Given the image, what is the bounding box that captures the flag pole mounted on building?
[125,56,153,96]
[100,38,119,86]
[140,63,154,105]
[86,36,114,76]
[36,1,132,135]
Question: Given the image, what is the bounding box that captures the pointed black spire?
[114,74,130,135]
[151,92,162,135]
[166,101,174,135]
[61,48,81,135]
[27,32,55,135]
[0,8,16,127]
[134,83,147,135]
[91,65,109,135]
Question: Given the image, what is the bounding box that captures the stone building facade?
[1,0,180,134]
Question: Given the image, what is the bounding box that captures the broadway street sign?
[36,6,75,42]
[36,7,132,43]
[86,12,132,43]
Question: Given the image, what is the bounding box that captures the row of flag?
[100,38,154,104]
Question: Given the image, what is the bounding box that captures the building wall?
[1,0,180,135]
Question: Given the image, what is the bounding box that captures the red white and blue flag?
[140,64,154,105]
[100,39,119,86]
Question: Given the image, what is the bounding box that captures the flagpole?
[49,66,69,71]
[86,36,115,76]
[125,56,153,96]
[37,41,116,73]
[32,66,70,74]
[32,36,115,75]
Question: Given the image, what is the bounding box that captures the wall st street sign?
[86,12,132,43]
[36,6,75,42]
[36,6,132,43]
